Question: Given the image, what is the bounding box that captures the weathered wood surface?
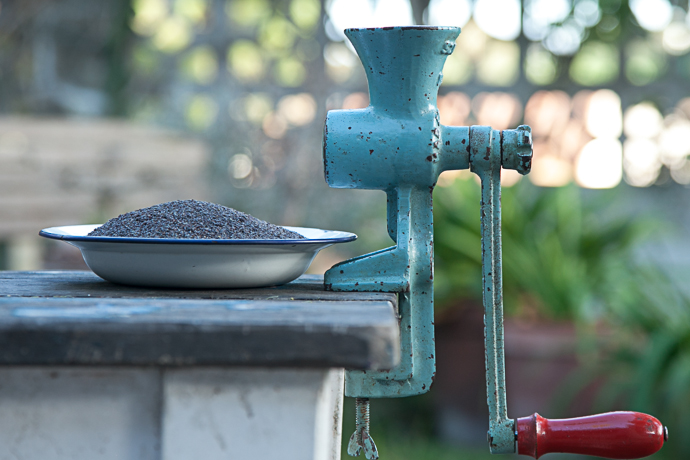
[1,270,396,303]
[0,271,400,369]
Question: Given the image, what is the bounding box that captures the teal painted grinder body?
[323,27,531,407]
[324,27,467,400]
[323,27,470,193]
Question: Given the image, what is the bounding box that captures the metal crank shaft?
[470,126,519,453]
[471,126,668,459]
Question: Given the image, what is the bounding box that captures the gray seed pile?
[88,200,305,240]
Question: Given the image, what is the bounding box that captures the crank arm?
[471,126,667,459]
[470,125,529,453]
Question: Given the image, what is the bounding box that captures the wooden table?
[0,271,400,460]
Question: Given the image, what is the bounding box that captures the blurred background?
[1,0,690,458]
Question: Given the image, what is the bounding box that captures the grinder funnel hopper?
[345,27,458,113]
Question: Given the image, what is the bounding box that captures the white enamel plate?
[40,225,356,289]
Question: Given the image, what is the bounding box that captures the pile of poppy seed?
[88,200,305,240]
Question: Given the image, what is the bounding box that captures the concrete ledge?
[0,366,345,460]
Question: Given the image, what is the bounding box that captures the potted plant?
[431,177,663,447]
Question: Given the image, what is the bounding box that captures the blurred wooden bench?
[0,117,210,269]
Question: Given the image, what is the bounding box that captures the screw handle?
[501,125,533,175]
[517,412,667,459]
[348,398,379,460]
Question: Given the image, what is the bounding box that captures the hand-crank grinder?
[323,26,667,459]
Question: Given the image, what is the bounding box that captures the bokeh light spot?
[524,90,571,139]
[585,90,622,139]
[663,21,690,55]
[324,43,357,83]
[131,0,168,36]
[426,0,471,27]
[174,0,207,26]
[476,41,520,87]
[523,0,571,41]
[456,21,488,59]
[290,0,321,31]
[180,46,218,85]
[624,103,663,139]
[342,92,369,110]
[186,94,218,131]
[501,169,522,187]
[226,0,270,28]
[574,0,601,28]
[570,41,619,86]
[659,117,690,167]
[670,159,690,185]
[473,0,521,41]
[438,92,471,126]
[625,40,666,86]
[525,44,558,85]
[228,40,265,81]
[277,93,317,126]
[152,17,193,53]
[441,50,473,86]
[530,152,573,187]
[575,139,623,189]
[472,92,522,130]
[623,139,661,187]
[325,0,414,42]
[229,153,253,180]
[630,0,673,32]
[259,16,298,52]
[274,57,307,87]
[262,112,288,139]
[243,93,273,125]
[544,22,583,56]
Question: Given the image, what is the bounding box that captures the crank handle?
[516,411,667,459]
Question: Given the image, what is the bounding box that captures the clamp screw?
[347,398,379,460]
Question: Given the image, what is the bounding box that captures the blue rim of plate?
[39,225,357,246]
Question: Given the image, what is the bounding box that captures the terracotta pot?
[432,302,592,445]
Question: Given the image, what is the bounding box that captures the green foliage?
[591,267,690,458]
[363,436,499,460]
[341,396,500,460]
[433,178,658,321]
[434,177,690,457]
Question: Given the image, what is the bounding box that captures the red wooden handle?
[517,412,667,459]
